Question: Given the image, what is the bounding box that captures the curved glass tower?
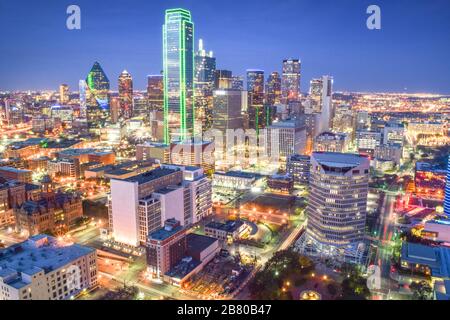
[163,8,195,143]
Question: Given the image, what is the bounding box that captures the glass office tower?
[281,58,301,103]
[163,8,195,143]
[118,70,133,119]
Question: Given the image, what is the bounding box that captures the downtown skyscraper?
[85,61,110,127]
[163,8,195,143]
[246,69,266,132]
[266,72,282,106]
[194,39,216,132]
[86,61,110,108]
[300,152,369,261]
[118,70,133,119]
[147,75,164,112]
[281,58,301,104]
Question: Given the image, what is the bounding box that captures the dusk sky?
[1,0,450,93]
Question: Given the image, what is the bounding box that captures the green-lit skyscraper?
[163,8,195,143]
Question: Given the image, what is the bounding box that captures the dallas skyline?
[1,0,450,93]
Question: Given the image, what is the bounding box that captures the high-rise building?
[212,89,244,168]
[246,69,265,131]
[356,130,382,156]
[301,152,369,259]
[118,70,133,119]
[59,84,69,104]
[163,8,195,143]
[147,75,164,112]
[78,80,87,119]
[266,72,282,106]
[281,58,301,104]
[309,76,333,133]
[110,98,120,124]
[313,131,348,153]
[445,156,450,217]
[108,164,212,247]
[3,99,11,123]
[86,62,110,126]
[214,70,233,90]
[212,89,244,133]
[195,39,216,132]
[86,61,110,108]
[109,167,183,246]
[265,119,307,164]
[231,76,244,90]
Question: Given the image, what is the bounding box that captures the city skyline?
[1,0,450,93]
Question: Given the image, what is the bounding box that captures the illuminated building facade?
[78,80,87,119]
[313,131,348,153]
[287,154,310,186]
[214,70,232,90]
[194,39,216,132]
[85,61,110,127]
[309,76,333,132]
[266,72,282,106]
[118,70,133,119]
[147,75,164,112]
[414,162,446,200]
[163,8,195,143]
[303,152,369,257]
[281,58,301,104]
[59,84,69,104]
[246,69,266,131]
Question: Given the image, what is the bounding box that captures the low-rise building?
[286,154,310,186]
[212,171,258,190]
[14,192,83,237]
[0,167,33,183]
[0,234,97,300]
[267,174,294,194]
[400,242,450,280]
[204,220,249,241]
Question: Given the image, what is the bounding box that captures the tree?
[248,250,315,300]
[410,281,433,300]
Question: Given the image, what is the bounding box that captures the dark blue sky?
[1,0,450,93]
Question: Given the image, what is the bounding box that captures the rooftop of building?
[401,242,450,278]
[165,257,200,281]
[124,167,180,184]
[312,152,369,169]
[44,139,81,149]
[17,192,81,216]
[0,235,95,288]
[315,131,347,140]
[269,174,293,181]
[57,148,113,157]
[186,233,218,253]
[7,138,46,150]
[214,171,257,179]
[289,154,310,161]
[415,161,446,174]
[0,166,31,173]
[149,219,184,241]
[0,179,24,189]
[205,220,245,233]
[245,193,296,211]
